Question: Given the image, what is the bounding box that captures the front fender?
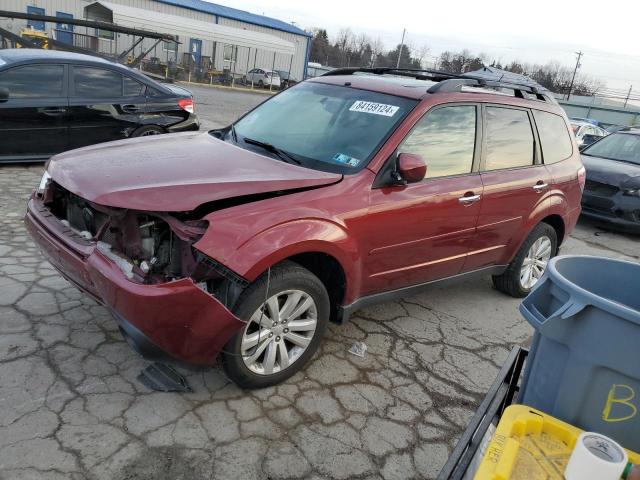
[196,218,362,304]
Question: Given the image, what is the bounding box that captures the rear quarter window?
[73,66,123,98]
[533,110,573,164]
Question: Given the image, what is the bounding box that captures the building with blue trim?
[1,0,312,80]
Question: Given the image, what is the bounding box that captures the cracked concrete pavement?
[1,86,639,480]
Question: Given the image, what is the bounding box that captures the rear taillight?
[578,166,586,192]
[178,98,194,114]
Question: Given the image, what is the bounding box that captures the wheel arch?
[212,218,361,314]
[540,214,565,249]
[284,252,347,324]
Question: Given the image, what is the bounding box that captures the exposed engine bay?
[43,182,220,286]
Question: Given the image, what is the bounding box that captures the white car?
[244,68,281,88]
[570,120,608,148]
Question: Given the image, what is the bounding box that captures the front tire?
[221,261,330,389]
[493,223,557,298]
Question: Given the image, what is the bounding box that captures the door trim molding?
[339,264,507,323]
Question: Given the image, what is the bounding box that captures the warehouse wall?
[1,0,307,79]
[217,17,307,80]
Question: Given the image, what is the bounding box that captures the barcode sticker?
[349,100,399,117]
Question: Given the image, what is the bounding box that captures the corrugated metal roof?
[153,0,311,37]
[86,1,296,54]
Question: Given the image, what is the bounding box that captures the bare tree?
[335,28,353,66]
[370,37,384,67]
[415,44,431,69]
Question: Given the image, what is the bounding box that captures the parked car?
[0,49,199,163]
[243,68,281,88]
[275,70,297,89]
[26,68,584,388]
[570,120,608,148]
[580,128,640,232]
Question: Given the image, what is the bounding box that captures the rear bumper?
[24,197,244,366]
[167,113,200,133]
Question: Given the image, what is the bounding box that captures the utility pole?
[624,85,633,108]
[566,50,583,101]
[396,28,406,69]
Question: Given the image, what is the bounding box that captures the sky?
[221,0,640,92]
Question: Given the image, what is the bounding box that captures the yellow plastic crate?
[474,405,640,480]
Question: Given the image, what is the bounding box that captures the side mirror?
[396,153,427,184]
[0,88,8,102]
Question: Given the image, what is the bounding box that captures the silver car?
[244,68,281,88]
[571,120,608,148]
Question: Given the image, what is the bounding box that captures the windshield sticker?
[349,100,400,117]
[332,153,360,167]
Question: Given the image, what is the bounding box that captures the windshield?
[583,133,640,165]
[230,82,417,174]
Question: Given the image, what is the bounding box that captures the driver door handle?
[533,182,548,192]
[458,193,481,205]
[122,104,140,113]
[42,107,67,115]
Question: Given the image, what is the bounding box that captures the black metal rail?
[0,10,177,41]
[436,346,529,480]
[0,25,38,48]
[321,66,551,100]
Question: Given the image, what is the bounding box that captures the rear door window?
[533,110,573,164]
[399,105,477,179]
[72,66,123,98]
[0,64,64,98]
[484,106,535,170]
[123,76,145,97]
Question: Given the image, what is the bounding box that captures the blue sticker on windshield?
[332,153,360,167]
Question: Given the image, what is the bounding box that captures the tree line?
[309,28,425,70]
[309,29,603,95]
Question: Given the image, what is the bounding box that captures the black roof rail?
[426,79,479,93]
[321,66,555,103]
[321,67,461,82]
[430,78,553,102]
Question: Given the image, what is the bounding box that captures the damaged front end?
[28,181,247,365]
[44,182,228,288]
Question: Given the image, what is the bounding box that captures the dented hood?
[48,132,342,211]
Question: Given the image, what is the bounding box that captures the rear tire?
[492,223,558,298]
[221,261,330,389]
[131,125,164,137]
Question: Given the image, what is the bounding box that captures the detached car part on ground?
[0,49,199,163]
[26,71,584,388]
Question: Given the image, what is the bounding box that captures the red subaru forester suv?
[25,68,584,388]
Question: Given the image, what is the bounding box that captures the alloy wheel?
[241,290,318,375]
[140,129,161,136]
[520,236,552,290]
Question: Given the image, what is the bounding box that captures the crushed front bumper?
[24,197,244,366]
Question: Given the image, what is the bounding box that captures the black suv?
[0,49,199,163]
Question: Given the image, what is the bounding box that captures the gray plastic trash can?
[519,255,640,452]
